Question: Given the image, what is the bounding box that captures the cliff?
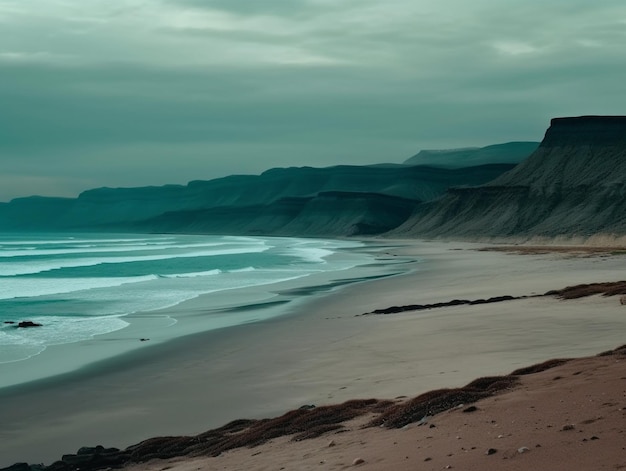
[404,142,539,168]
[134,192,419,236]
[394,116,626,239]
[0,163,514,236]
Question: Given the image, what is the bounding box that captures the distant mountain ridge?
[394,116,626,239]
[404,142,539,168]
[0,163,515,236]
[8,116,623,241]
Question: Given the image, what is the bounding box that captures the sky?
[2,1,626,202]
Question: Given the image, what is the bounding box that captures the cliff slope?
[0,164,514,236]
[394,116,626,238]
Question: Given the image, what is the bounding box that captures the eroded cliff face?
[0,163,514,236]
[137,192,419,237]
[394,116,626,239]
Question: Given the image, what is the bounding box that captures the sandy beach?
[2,239,626,468]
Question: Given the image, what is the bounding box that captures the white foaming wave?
[162,269,222,278]
[0,241,232,258]
[229,266,256,273]
[0,245,269,276]
[0,237,167,246]
[289,246,334,264]
[0,315,130,363]
[0,275,159,300]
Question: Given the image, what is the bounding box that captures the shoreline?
[3,239,626,466]
[0,238,410,390]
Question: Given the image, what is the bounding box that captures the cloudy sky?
[1,0,626,201]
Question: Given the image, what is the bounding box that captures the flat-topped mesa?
[392,115,626,238]
[541,116,626,147]
[490,115,626,190]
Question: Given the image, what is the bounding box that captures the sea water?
[0,233,397,378]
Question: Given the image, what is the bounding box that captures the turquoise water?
[0,233,384,366]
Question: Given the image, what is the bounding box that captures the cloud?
[1,0,626,200]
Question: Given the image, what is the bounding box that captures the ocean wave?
[162,269,222,278]
[0,275,160,300]
[0,245,270,277]
[0,241,233,258]
[0,237,167,246]
[0,315,130,363]
[229,266,256,273]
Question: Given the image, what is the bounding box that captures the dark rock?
[60,454,92,465]
[299,404,316,410]
[45,462,71,471]
[17,321,42,328]
[4,321,16,324]
[543,116,626,146]
[486,448,498,455]
[76,445,119,455]
[0,463,32,471]
[77,446,101,455]
[462,406,478,413]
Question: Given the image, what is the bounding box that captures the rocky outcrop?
[394,116,626,239]
[17,321,43,328]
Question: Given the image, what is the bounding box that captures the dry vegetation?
[479,245,626,256]
[23,346,626,471]
[368,375,519,428]
[545,281,626,299]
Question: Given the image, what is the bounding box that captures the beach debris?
[327,440,336,447]
[620,295,626,305]
[352,458,365,466]
[486,448,498,455]
[418,415,432,425]
[562,424,575,431]
[517,446,530,454]
[368,295,519,315]
[139,338,150,342]
[17,321,42,328]
[3,321,15,324]
[462,406,478,413]
[299,404,316,410]
[369,376,519,429]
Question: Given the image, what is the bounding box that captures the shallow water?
[0,233,406,386]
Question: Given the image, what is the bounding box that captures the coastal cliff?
[404,141,538,168]
[394,116,626,238]
[0,164,513,236]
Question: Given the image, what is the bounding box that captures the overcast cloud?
[1,0,626,201]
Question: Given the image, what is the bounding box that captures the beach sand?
[2,240,626,468]
[126,348,626,471]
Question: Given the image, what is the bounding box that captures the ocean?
[0,233,405,388]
